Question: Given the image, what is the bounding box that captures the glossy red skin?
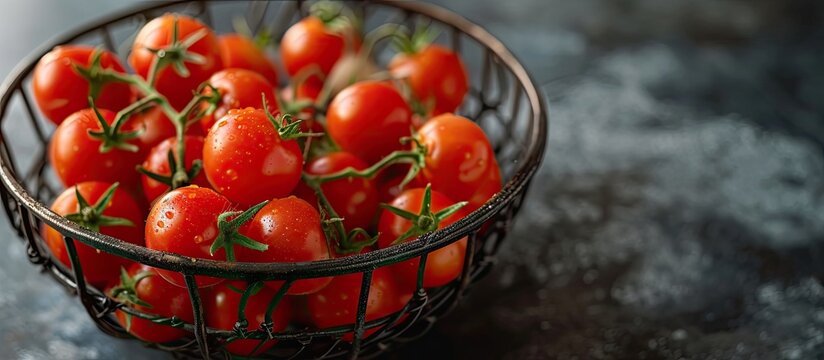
[417,113,495,203]
[199,68,278,132]
[49,108,143,189]
[42,182,145,288]
[106,264,193,343]
[280,16,356,78]
[145,186,232,287]
[376,164,427,204]
[466,160,502,213]
[218,34,279,85]
[389,45,469,116]
[205,282,292,356]
[238,197,332,295]
[306,267,410,341]
[203,108,303,207]
[141,136,211,203]
[127,105,203,158]
[326,81,413,164]
[378,188,470,289]
[294,152,379,231]
[129,14,223,110]
[33,46,132,125]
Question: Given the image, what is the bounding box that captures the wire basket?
[0,0,547,359]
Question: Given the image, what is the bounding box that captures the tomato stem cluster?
[64,182,134,232]
[108,267,154,331]
[209,200,270,262]
[381,184,467,246]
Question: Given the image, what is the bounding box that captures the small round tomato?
[145,186,232,287]
[307,267,410,341]
[140,136,210,203]
[129,14,222,110]
[280,16,358,79]
[49,108,143,189]
[199,68,277,132]
[294,152,379,231]
[389,45,468,116]
[217,34,278,85]
[106,263,193,343]
[203,108,303,207]
[326,81,413,164]
[205,282,292,356]
[377,187,470,289]
[417,113,496,203]
[128,105,203,157]
[33,45,132,125]
[42,181,145,288]
[237,197,332,295]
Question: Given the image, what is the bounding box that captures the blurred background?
[1,0,824,359]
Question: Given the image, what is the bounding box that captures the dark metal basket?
[0,1,547,358]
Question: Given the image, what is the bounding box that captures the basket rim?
[0,0,548,280]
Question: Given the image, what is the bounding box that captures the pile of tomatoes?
[33,3,501,355]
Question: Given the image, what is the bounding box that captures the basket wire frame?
[0,1,547,359]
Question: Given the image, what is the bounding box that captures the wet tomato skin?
[389,44,469,116]
[199,68,278,132]
[140,135,211,203]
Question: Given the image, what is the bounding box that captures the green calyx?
[209,201,271,262]
[145,16,208,84]
[72,48,127,102]
[108,267,154,332]
[381,183,468,246]
[64,182,134,233]
[86,100,142,153]
[310,1,360,34]
[261,94,322,141]
[392,26,438,55]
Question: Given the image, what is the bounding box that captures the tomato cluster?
[34,4,501,354]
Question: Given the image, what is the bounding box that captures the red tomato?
[49,108,143,189]
[280,16,358,79]
[106,263,193,343]
[466,161,502,213]
[417,113,496,203]
[42,181,145,288]
[203,108,303,207]
[128,105,203,157]
[140,135,211,203]
[307,267,410,341]
[326,81,413,164]
[129,14,222,110]
[294,152,379,231]
[377,187,470,288]
[145,186,233,287]
[32,46,131,125]
[217,34,278,85]
[205,282,292,356]
[237,197,332,295]
[199,68,277,132]
[389,45,468,116]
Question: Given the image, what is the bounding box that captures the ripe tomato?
[199,68,277,132]
[129,14,222,110]
[417,113,496,203]
[106,263,193,343]
[49,108,143,189]
[145,186,232,287]
[128,105,202,158]
[140,135,210,203]
[217,34,278,85]
[377,187,470,288]
[466,162,502,213]
[389,45,468,116]
[205,282,292,356]
[203,108,303,207]
[307,267,410,341]
[237,197,332,295]
[326,81,413,164]
[32,46,132,125]
[280,16,358,79]
[42,181,145,288]
[294,152,379,231]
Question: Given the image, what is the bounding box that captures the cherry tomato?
[128,105,202,157]
[237,196,332,295]
[203,108,303,207]
[326,81,413,164]
[280,16,358,79]
[42,181,145,288]
[294,152,379,231]
[389,45,468,116]
[416,113,496,203]
[106,263,193,343]
[466,161,502,213]
[145,186,232,287]
[129,14,222,110]
[140,135,210,203]
[205,282,292,356]
[32,45,132,125]
[217,34,278,85]
[306,267,410,341]
[199,68,277,132]
[49,108,143,189]
[377,187,470,288]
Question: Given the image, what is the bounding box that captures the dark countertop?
[2,1,824,359]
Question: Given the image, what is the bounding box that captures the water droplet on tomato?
[165,211,174,219]
[226,169,238,181]
[156,220,165,228]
